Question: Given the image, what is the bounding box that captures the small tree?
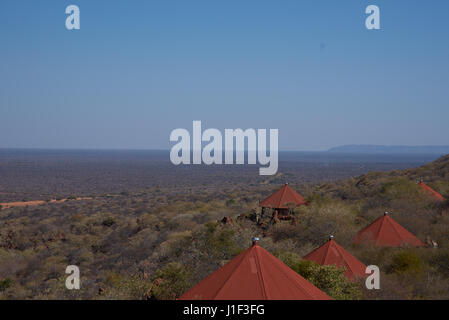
[0,278,12,292]
[102,217,116,227]
[389,250,423,276]
[278,252,362,300]
[150,262,192,300]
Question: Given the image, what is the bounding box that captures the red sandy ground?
[0,197,92,210]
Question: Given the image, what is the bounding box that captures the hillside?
[319,153,449,200]
[0,155,449,300]
[328,145,449,154]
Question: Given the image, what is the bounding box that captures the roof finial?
[384,211,389,216]
[329,235,334,241]
[252,237,260,246]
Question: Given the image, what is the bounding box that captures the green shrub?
[103,273,151,299]
[380,177,421,200]
[198,222,242,259]
[304,194,333,207]
[278,252,362,300]
[0,278,12,292]
[151,262,191,300]
[390,250,423,276]
[282,199,359,245]
[102,217,116,227]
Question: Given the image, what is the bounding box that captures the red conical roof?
[353,214,425,247]
[304,238,367,279]
[418,182,445,201]
[259,184,306,209]
[179,242,331,300]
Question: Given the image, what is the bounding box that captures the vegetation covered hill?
[0,155,448,300]
[328,145,449,154]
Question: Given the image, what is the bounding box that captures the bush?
[150,262,192,300]
[275,199,359,246]
[380,177,421,201]
[430,251,449,277]
[102,217,116,227]
[103,273,152,299]
[389,250,423,276]
[278,252,362,300]
[198,222,242,260]
[0,278,12,292]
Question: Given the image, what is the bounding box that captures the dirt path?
[0,197,92,210]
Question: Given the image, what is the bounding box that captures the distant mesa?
[328,145,449,154]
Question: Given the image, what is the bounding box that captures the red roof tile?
[304,238,367,279]
[418,182,445,201]
[353,213,425,247]
[259,184,306,209]
[179,242,331,300]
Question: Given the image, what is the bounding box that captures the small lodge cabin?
[353,212,425,247]
[179,237,330,300]
[259,183,307,218]
[304,235,367,280]
[417,179,445,201]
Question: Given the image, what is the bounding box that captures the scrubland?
[1,153,448,300]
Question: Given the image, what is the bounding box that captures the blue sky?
[0,0,448,150]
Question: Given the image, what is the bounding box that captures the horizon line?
[1,145,449,153]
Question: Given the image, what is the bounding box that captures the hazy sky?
[1,0,448,150]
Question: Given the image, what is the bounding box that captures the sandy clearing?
[0,197,92,210]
